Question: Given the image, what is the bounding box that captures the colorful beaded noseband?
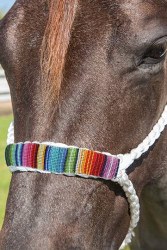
[5,105,167,249]
[6,143,120,179]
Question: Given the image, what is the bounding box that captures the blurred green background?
[0,0,14,230]
[0,115,12,228]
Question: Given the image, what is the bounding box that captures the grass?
[0,114,13,228]
[124,247,130,250]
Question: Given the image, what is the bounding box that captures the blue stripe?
[44,146,51,171]
[56,148,68,173]
[16,144,23,166]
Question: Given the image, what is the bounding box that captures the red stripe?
[90,152,98,175]
[31,143,39,168]
[94,154,101,176]
[97,154,106,176]
[26,144,33,167]
[23,143,39,168]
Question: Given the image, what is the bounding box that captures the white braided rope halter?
[6,105,167,249]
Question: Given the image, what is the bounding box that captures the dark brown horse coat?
[0,0,167,249]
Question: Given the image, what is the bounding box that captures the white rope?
[7,121,14,145]
[118,105,167,171]
[6,104,167,249]
[116,171,139,249]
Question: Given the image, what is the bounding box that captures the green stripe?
[6,144,16,166]
[5,145,11,166]
[64,148,78,174]
[10,144,16,166]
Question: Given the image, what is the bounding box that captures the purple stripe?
[101,156,120,180]
[111,158,119,179]
[101,156,113,179]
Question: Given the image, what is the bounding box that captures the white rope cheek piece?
[6,105,167,249]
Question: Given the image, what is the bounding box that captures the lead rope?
[6,105,167,249]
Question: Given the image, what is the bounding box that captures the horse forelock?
[41,0,78,102]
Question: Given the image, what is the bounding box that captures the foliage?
[0,115,13,228]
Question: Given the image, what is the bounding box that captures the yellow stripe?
[37,145,47,170]
[77,149,88,174]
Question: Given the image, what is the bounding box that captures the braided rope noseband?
[5,105,167,249]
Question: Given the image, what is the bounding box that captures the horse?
[0,0,167,249]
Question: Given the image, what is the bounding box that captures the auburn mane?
[41,0,78,100]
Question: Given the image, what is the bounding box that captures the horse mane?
[41,0,78,101]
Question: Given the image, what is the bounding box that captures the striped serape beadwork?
[5,143,120,180]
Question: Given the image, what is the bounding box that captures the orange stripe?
[82,150,89,173]
[84,150,91,174]
[87,151,95,175]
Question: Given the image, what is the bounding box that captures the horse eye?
[141,42,167,65]
[147,45,166,59]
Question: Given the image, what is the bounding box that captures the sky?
[0,0,15,13]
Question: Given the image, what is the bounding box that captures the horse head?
[0,0,167,249]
